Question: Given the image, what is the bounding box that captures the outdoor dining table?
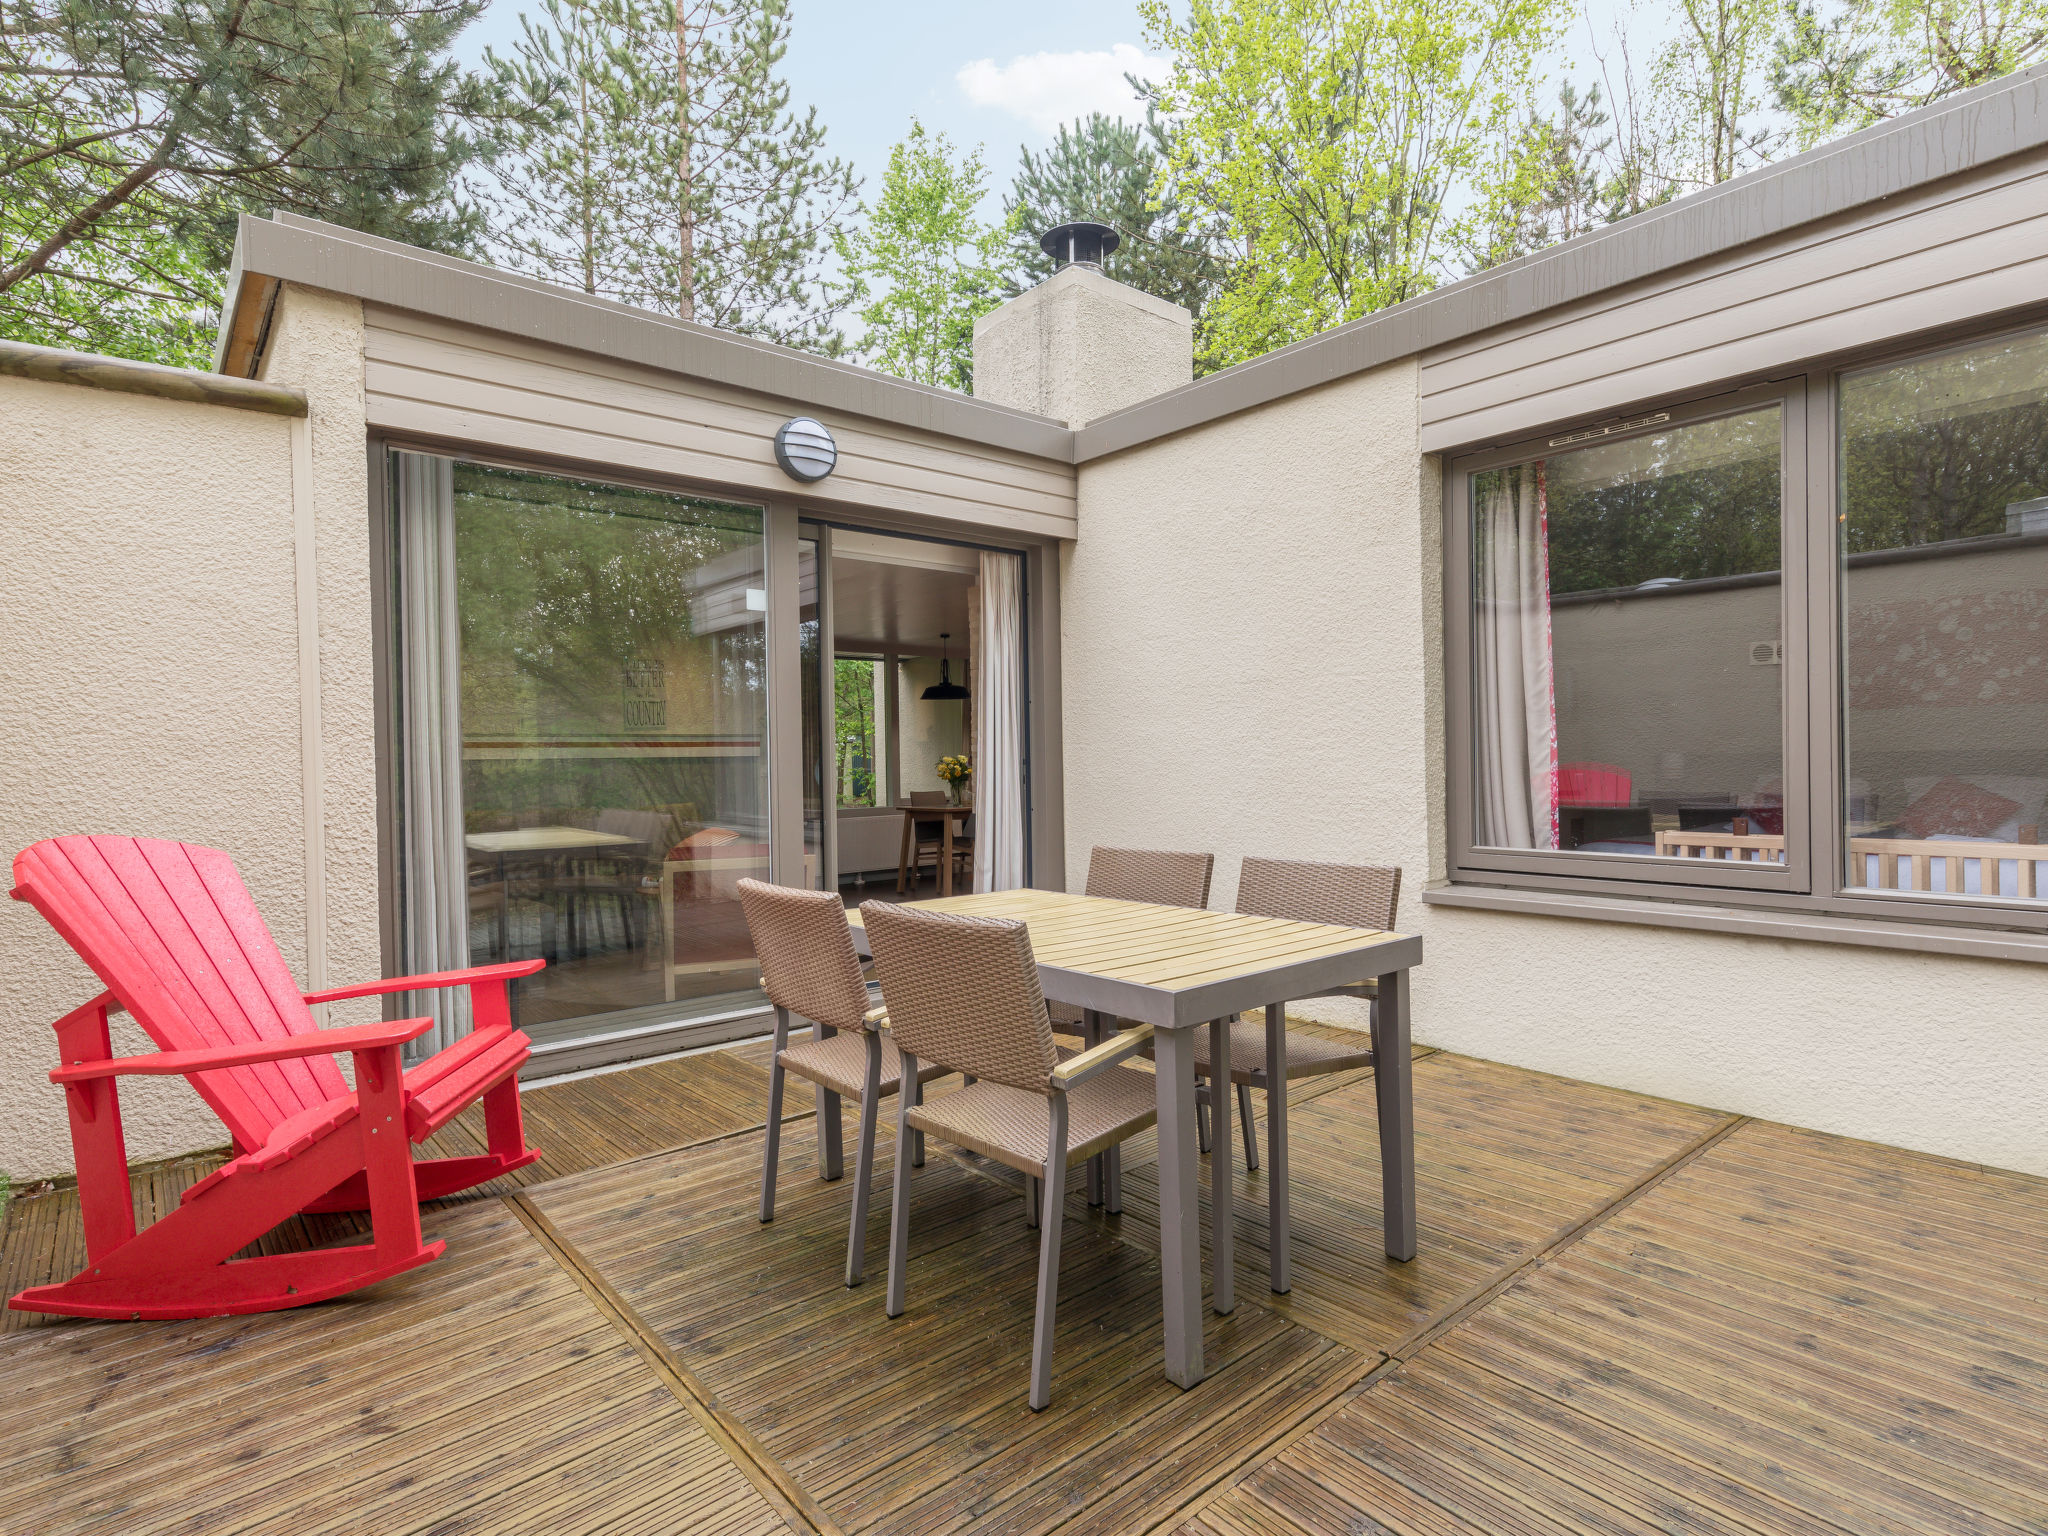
[849,887,1422,1389]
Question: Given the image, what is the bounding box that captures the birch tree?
[1138,0,1565,368]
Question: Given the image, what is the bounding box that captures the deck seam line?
[1149,1110,1752,1535]
[505,1191,847,1536]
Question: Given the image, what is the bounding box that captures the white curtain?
[973,550,1027,892]
[1474,463,1559,850]
[394,452,472,1054]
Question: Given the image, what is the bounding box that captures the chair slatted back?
[860,901,1057,1095]
[1235,856,1401,932]
[1083,846,1214,909]
[736,879,872,1033]
[12,836,343,1149]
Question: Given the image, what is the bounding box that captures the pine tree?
[0,0,522,364]
[1000,110,1223,327]
[488,0,855,348]
[485,0,646,299]
[1774,0,2048,146]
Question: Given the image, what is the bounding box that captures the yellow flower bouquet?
[935,754,972,805]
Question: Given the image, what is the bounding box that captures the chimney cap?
[1039,221,1120,270]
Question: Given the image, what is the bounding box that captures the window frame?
[1442,319,2048,937]
[1445,379,1812,897]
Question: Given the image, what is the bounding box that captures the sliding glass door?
[391,452,770,1052]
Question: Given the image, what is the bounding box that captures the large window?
[391,452,770,1051]
[1471,406,1787,868]
[1839,331,2048,907]
[1449,322,2048,927]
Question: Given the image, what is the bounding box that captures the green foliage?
[834,658,878,806]
[1774,0,2048,147]
[486,0,854,345]
[1140,0,1567,369]
[837,120,1013,391]
[1520,413,1786,595]
[1000,109,1224,332]
[1,0,523,365]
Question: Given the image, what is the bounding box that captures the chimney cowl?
[1039,221,1120,271]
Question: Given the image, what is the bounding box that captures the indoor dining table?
[849,887,1423,1389]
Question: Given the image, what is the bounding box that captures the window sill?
[1423,881,2048,965]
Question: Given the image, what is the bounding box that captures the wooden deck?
[3,1026,2043,1536]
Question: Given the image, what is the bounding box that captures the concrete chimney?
[972,260,1194,428]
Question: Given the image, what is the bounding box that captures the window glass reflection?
[1840,330,2048,903]
[1472,408,1787,865]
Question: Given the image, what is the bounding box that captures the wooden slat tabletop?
[847,890,1408,1001]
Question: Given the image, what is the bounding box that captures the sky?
[455,0,1170,221]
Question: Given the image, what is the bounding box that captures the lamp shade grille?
[774,417,838,482]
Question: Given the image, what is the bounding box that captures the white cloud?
[955,44,1168,135]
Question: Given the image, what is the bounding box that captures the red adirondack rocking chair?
[9,835,545,1320]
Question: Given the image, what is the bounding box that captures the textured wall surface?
[0,376,301,1177]
[261,285,378,1018]
[1064,361,1436,977]
[974,266,1192,427]
[1066,358,2048,1178]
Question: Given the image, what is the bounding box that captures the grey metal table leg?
[1209,1017,1234,1315]
[1373,968,1417,1262]
[1153,1024,1204,1388]
[1265,1002,1290,1294]
[815,1021,843,1181]
[1083,1009,1105,1206]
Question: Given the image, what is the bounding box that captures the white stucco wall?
[0,375,303,1178]
[259,284,380,1018]
[1064,360,1439,946]
[1066,362,2048,1178]
[0,286,375,1181]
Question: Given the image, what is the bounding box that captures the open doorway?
[813,527,1026,907]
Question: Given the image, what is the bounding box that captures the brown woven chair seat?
[907,1062,1157,1177]
[1187,1019,1374,1085]
[778,1030,949,1100]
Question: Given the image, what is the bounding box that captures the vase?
[948,782,965,807]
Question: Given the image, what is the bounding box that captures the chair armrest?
[864,1006,890,1030]
[1051,1023,1155,1088]
[52,1017,436,1083]
[303,958,546,1005]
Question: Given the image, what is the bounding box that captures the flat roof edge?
[222,214,1076,464]
[1075,63,2048,462]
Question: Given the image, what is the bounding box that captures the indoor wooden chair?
[738,878,946,1287]
[1195,856,1402,1169]
[901,790,970,891]
[861,899,1158,1411]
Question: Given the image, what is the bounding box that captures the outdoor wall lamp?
[774,417,837,482]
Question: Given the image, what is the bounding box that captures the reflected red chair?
[1557,762,1632,806]
[8,835,543,1320]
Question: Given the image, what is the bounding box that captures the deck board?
[0,1198,799,1536]
[4,1034,2044,1536]
[1186,1119,2048,1536]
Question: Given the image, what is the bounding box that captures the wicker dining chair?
[1051,845,1214,1209]
[738,879,948,1288]
[1196,857,1402,1169]
[861,900,1159,1411]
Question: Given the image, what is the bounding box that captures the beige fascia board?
[219,212,1075,463]
[0,336,306,417]
[1076,62,2048,463]
[1424,881,2048,966]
